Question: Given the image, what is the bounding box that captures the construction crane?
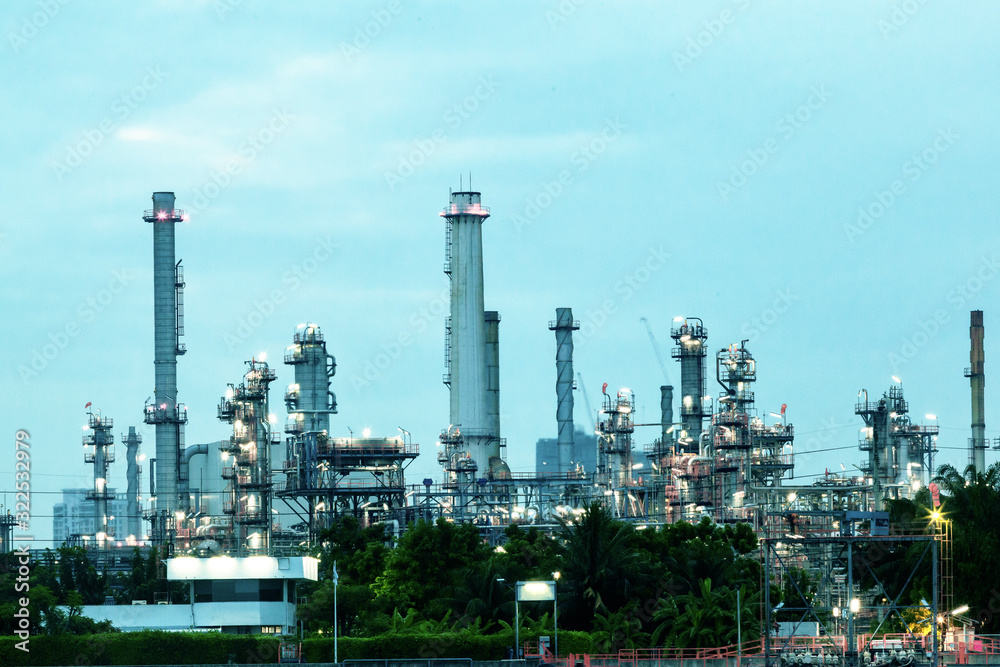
[640,317,672,384]
[576,372,597,431]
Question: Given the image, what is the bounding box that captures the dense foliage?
[2,503,789,656]
[0,631,280,666]
[880,462,1000,633]
[299,503,763,651]
[0,545,183,638]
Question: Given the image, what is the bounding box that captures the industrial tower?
[596,388,646,517]
[279,324,418,538]
[123,427,143,541]
[711,343,757,516]
[142,192,189,523]
[83,408,114,547]
[218,358,277,555]
[439,189,509,487]
[671,317,708,453]
[550,308,580,474]
[285,323,337,435]
[966,310,986,471]
[855,385,937,507]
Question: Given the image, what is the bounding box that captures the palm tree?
[556,502,650,629]
[444,557,515,627]
[652,580,759,649]
[929,462,1000,633]
[592,604,651,652]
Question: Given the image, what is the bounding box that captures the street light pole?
[553,572,561,658]
[737,587,742,667]
[515,588,520,658]
[333,561,339,664]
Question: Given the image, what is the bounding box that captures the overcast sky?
[3,1,999,546]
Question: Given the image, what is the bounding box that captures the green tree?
[651,578,757,648]
[555,502,651,630]
[933,463,1000,632]
[374,518,490,620]
[593,602,651,652]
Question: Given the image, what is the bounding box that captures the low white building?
[77,555,318,635]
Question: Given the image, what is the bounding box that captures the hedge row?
[303,630,595,661]
[0,630,595,665]
[0,632,281,666]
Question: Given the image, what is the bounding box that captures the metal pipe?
[178,443,208,512]
[688,456,712,475]
[551,308,579,474]
[485,311,501,440]
[660,385,673,446]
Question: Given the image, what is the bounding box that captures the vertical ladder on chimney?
[443,219,452,386]
[175,260,187,355]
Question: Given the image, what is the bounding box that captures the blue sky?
[3,1,999,545]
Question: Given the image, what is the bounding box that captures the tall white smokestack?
[441,190,497,476]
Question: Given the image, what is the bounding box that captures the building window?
[260,580,283,602]
[194,579,287,603]
[194,581,213,603]
[261,625,282,634]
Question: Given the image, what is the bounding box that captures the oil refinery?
[55,188,996,547]
[21,186,990,655]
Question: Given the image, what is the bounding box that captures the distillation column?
[440,190,500,478]
[218,359,277,555]
[968,310,986,472]
[285,323,337,435]
[123,427,143,540]
[550,308,580,474]
[671,318,708,453]
[143,192,188,517]
[83,409,115,547]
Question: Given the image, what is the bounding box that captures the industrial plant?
[38,188,991,652]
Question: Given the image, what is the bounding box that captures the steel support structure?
[763,532,937,667]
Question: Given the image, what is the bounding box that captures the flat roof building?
[75,555,318,634]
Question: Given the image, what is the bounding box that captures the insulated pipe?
[178,443,208,513]
[660,385,673,445]
[485,311,501,440]
[687,456,712,475]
